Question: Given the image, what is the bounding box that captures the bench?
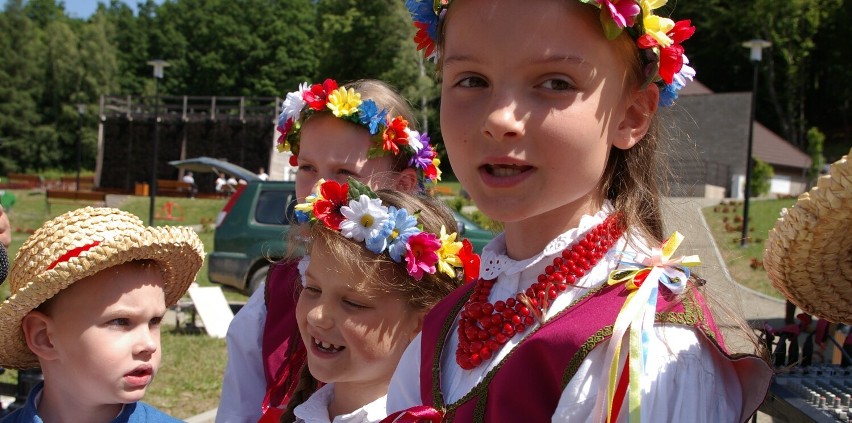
[431,185,455,196]
[58,176,95,191]
[156,180,194,198]
[45,190,107,213]
[5,173,44,189]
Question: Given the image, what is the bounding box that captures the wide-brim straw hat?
[764,148,851,324]
[0,207,205,369]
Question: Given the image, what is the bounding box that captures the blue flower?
[659,82,681,107]
[295,210,310,224]
[366,220,393,254]
[405,0,439,40]
[358,100,388,135]
[386,206,421,262]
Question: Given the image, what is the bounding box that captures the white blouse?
[386,207,771,422]
[295,384,388,423]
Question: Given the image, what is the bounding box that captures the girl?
[284,180,479,422]
[386,0,772,421]
[218,79,441,423]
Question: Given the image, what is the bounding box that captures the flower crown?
[405,0,696,107]
[276,79,442,184]
[294,178,481,282]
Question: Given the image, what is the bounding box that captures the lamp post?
[75,103,85,192]
[740,39,771,247]
[147,59,169,226]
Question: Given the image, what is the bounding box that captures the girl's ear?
[394,168,419,193]
[613,83,659,150]
[22,310,58,361]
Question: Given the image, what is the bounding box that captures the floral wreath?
[294,177,481,282]
[277,79,442,184]
[405,0,696,107]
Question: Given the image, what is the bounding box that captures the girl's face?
[296,113,402,202]
[440,0,653,254]
[296,243,423,391]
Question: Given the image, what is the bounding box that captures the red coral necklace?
[455,214,623,370]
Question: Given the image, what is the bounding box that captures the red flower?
[289,155,298,167]
[303,79,339,111]
[458,239,480,283]
[413,22,436,59]
[382,116,410,155]
[425,162,439,181]
[638,20,695,85]
[313,180,348,230]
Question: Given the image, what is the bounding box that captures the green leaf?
[347,176,378,200]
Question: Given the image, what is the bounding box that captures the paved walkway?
[187,198,785,423]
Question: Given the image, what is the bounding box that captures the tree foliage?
[0,0,848,174]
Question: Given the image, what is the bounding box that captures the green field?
[701,197,797,299]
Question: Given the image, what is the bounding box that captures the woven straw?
[0,207,204,369]
[764,148,852,324]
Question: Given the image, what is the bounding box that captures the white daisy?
[405,128,424,152]
[281,82,309,122]
[339,195,390,242]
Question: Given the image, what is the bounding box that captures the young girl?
[218,79,442,423]
[283,180,479,422]
[386,1,773,421]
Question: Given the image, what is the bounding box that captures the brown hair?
[280,190,463,421]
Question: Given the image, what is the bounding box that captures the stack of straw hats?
[764,148,851,324]
[0,207,204,369]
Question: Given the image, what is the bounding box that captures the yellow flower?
[436,225,462,277]
[327,87,362,117]
[432,158,442,181]
[641,0,674,47]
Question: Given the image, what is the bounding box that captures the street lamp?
[75,103,85,192]
[147,59,169,226]
[740,39,771,247]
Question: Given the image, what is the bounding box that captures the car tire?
[247,265,269,296]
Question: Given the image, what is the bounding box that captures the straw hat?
[764,148,851,324]
[0,207,205,369]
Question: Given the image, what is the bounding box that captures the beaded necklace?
[455,214,623,369]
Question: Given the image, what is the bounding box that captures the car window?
[255,189,295,225]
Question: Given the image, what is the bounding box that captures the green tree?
[674,0,846,149]
[316,0,419,89]
[805,126,825,185]
[0,0,44,172]
[750,157,774,197]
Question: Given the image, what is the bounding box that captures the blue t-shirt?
[1,382,182,423]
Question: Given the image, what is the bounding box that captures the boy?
[0,207,205,422]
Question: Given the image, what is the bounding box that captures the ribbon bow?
[595,231,700,423]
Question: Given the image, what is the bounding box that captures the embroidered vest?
[261,260,306,409]
[418,280,726,423]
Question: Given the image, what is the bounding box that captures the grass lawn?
[701,197,798,299]
[1,189,245,418]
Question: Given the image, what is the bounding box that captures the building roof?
[680,81,812,170]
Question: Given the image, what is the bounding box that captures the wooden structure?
[96,95,280,194]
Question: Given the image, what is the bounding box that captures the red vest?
[418,281,728,422]
[261,260,305,410]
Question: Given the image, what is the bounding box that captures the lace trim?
[479,205,612,279]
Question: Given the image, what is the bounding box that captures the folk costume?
[386,206,773,422]
[292,384,387,423]
[218,260,305,423]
